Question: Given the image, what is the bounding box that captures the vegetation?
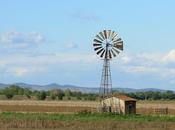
[0,85,175,101]
[1,112,175,130]
[0,99,175,129]
[0,85,98,101]
[1,112,175,122]
[126,91,175,100]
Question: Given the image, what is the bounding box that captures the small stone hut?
[101,95,137,114]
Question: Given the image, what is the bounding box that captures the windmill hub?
[93,30,124,99]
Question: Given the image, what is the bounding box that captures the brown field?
[0,100,175,114]
[0,100,175,130]
[0,100,98,107]
[137,100,175,115]
[0,101,98,113]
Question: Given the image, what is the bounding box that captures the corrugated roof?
[111,94,137,101]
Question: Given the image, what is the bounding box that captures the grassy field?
[1,112,175,122]
[0,100,175,130]
[0,112,175,130]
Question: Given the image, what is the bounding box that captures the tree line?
[0,85,175,101]
[126,91,175,100]
[0,85,97,101]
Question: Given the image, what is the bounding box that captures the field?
[0,100,175,130]
[1,100,175,114]
[0,100,97,113]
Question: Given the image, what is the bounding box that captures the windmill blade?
[112,47,120,54]
[103,30,107,39]
[108,30,111,39]
[94,46,102,51]
[99,31,105,40]
[113,38,122,43]
[100,49,105,58]
[96,35,103,42]
[115,41,123,44]
[111,31,115,38]
[114,41,123,51]
[111,32,118,41]
[111,49,116,57]
[116,38,122,41]
[93,43,101,47]
[94,39,102,43]
[96,48,104,55]
[111,31,116,40]
[109,50,112,59]
[93,30,123,58]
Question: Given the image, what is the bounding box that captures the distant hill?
[0,83,8,88]
[0,83,171,93]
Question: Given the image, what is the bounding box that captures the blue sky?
[0,0,175,90]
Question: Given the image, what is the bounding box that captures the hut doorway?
[128,104,133,114]
[126,101,136,114]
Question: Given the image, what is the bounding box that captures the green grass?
[1,112,175,122]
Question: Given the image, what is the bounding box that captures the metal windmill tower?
[93,30,123,100]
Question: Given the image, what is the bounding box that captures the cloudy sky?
[0,0,175,90]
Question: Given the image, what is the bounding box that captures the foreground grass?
[1,112,175,122]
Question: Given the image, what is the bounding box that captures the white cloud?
[119,50,175,67]
[0,52,97,77]
[27,32,45,43]
[5,67,44,77]
[64,42,78,49]
[123,66,159,73]
[162,50,175,63]
[120,54,132,64]
[6,67,29,77]
[117,49,175,83]
[124,50,175,66]
[0,31,45,49]
[0,52,97,66]
[1,46,175,87]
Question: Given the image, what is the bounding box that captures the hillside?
[0,83,170,93]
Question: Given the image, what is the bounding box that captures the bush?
[36,91,47,100]
[12,95,29,100]
[5,92,14,99]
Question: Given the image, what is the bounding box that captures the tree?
[24,88,32,98]
[50,89,64,100]
[64,89,72,100]
[36,91,46,100]
[4,91,14,99]
[3,85,21,99]
[58,91,64,100]
[163,91,175,100]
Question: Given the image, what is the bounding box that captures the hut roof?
[113,94,137,101]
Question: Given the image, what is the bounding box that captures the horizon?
[0,82,173,91]
[1,1,175,90]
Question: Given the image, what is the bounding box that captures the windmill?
[93,30,123,100]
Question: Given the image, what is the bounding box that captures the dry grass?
[0,100,175,115]
[137,100,175,115]
[0,100,98,107]
[137,100,175,109]
[0,100,97,113]
[0,120,175,130]
[0,100,175,130]
[0,105,96,113]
